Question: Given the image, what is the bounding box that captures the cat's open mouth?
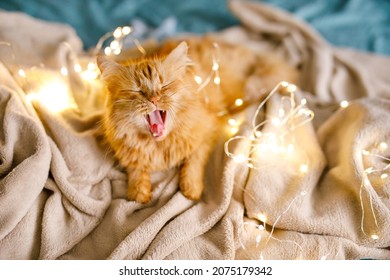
[146,110,167,138]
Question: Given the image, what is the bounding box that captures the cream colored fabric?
[0,1,389,260]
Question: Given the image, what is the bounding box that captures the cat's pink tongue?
[148,110,165,137]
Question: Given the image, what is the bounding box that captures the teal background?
[1,0,389,55]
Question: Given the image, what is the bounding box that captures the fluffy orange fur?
[97,36,297,203]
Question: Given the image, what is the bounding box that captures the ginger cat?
[97,36,297,203]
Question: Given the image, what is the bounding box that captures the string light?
[225,81,314,170]
[235,98,244,106]
[26,76,76,113]
[194,75,202,84]
[60,66,68,76]
[359,142,389,240]
[340,100,349,108]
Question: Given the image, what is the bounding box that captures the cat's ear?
[163,41,190,72]
[97,55,121,78]
[97,56,126,94]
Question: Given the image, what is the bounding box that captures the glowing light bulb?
[233,153,246,163]
[74,64,82,73]
[340,100,349,108]
[371,234,379,240]
[247,163,254,169]
[257,225,265,231]
[104,46,112,55]
[27,79,74,113]
[362,150,370,156]
[113,27,122,38]
[230,127,239,135]
[381,174,388,180]
[286,84,297,93]
[113,48,121,55]
[60,67,68,76]
[18,69,26,78]
[255,131,262,138]
[235,98,243,106]
[110,40,119,50]
[300,98,307,105]
[212,62,219,71]
[299,164,309,174]
[271,118,281,127]
[228,118,237,126]
[257,213,267,223]
[213,76,221,85]
[281,81,289,87]
[379,142,388,151]
[87,62,96,71]
[194,76,202,84]
[122,26,131,35]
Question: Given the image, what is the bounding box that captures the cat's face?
[98,42,192,141]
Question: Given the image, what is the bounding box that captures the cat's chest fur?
[109,112,218,171]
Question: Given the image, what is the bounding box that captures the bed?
[0,0,389,260]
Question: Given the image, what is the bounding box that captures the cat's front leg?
[127,168,151,203]
[179,141,213,201]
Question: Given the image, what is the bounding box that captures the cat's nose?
[150,96,160,105]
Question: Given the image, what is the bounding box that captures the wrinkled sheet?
[0,1,389,260]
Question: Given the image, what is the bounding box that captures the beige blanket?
[0,1,389,260]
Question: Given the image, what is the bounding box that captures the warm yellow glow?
[280,81,289,87]
[255,131,262,138]
[60,67,68,76]
[18,69,26,78]
[228,118,237,126]
[27,79,74,113]
[235,98,243,106]
[340,100,349,108]
[286,84,297,92]
[74,64,82,73]
[379,142,388,151]
[300,98,307,105]
[212,62,219,71]
[257,225,265,231]
[194,75,202,84]
[122,26,131,35]
[110,40,119,50]
[362,150,370,155]
[81,70,98,81]
[230,127,239,135]
[104,46,112,56]
[299,164,309,174]
[113,48,121,55]
[213,76,221,85]
[233,153,246,163]
[381,174,388,180]
[247,163,254,169]
[87,62,96,71]
[371,234,379,240]
[113,27,122,38]
[257,213,267,223]
[271,117,281,127]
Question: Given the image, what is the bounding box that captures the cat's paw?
[179,175,204,201]
[127,172,152,203]
[127,186,152,204]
